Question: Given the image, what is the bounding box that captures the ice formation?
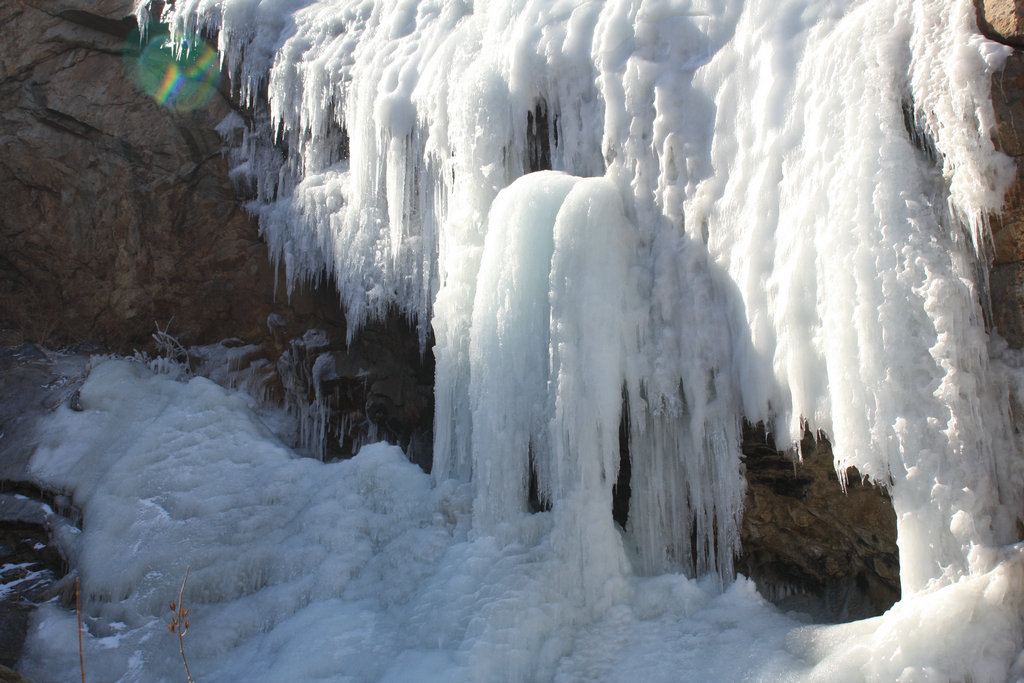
[16,0,1024,679]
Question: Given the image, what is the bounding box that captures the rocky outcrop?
[0,1,321,351]
[739,424,900,621]
[978,0,1024,48]
[981,0,1024,346]
[989,47,1024,346]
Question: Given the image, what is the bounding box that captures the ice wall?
[143,0,1023,595]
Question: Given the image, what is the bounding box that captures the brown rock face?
[984,5,1024,346]
[978,0,1024,48]
[0,1,304,350]
[991,262,1024,345]
[990,50,1024,260]
[738,423,900,621]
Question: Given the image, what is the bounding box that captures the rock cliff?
[0,0,355,352]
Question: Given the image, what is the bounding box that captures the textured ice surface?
[16,361,790,681]
[145,0,1023,592]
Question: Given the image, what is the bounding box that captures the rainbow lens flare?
[127,31,220,112]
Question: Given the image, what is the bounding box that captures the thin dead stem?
[76,576,85,683]
[166,566,194,683]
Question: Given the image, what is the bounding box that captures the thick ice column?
[468,172,634,534]
[544,176,635,602]
[542,177,634,503]
[469,172,579,530]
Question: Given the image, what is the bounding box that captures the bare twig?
[76,576,85,683]
[166,566,195,683]
[152,318,192,375]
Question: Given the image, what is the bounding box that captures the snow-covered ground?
[13,358,1024,682]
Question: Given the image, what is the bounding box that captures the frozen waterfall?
[17,0,1024,680]
[151,0,1021,589]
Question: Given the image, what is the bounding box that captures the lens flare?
[127,31,220,112]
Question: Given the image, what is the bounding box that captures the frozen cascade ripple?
[16,0,1024,679]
